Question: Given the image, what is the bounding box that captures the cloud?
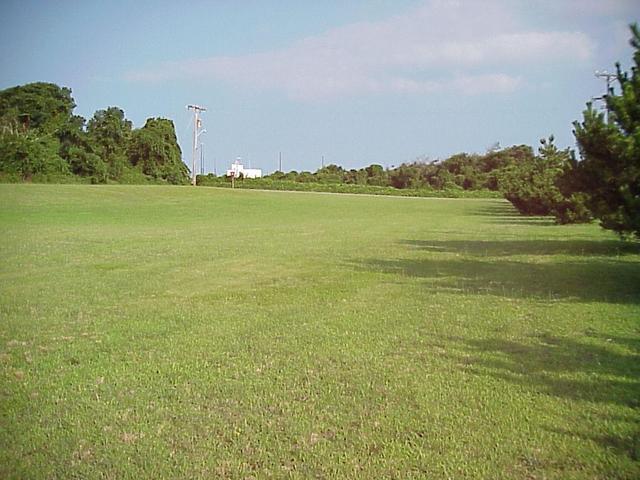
[125,0,594,100]
[544,0,639,17]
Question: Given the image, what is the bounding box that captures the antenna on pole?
[187,104,207,185]
[593,71,616,123]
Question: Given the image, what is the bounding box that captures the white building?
[226,159,262,179]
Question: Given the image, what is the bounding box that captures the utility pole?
[279,151,282,172]
[187,104,207,185]
[200,143,205,175]
[321,155,325,169]
[594,70,616,123]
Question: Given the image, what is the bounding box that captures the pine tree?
[573,24,640,238]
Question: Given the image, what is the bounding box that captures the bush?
[196,174,500,199]
[0,131,69,180]
[499,136,592,223]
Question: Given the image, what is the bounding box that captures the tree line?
[204,137,590,226]
[264,145,529,191]
[0,83,189,185]
[495,23,638,237]
[212,24,640,238]
[1,25,638,237]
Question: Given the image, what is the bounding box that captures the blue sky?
[1,1,638,174]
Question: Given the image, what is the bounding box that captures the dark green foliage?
[499,137,564,215]
[572,24,640,238]
[87,107,132,179]
[314,164,345,184]
[268,162,390,187]
[0,82,189,185]
[383,146,534,192]
[197,174,500,198]
[551,191,592,225]
[237,144,540,198]
[0,82,86,180]
[364,164,387,186]
[0,82,77,134]
[482,145,534,190]
[442,153,475,187]
[388,163,425,189]
[344,168,368,185]
[296,171,315,183]
[0,130,68,180]
[499,137,591,223]
[56,113,88,165]
[128,118,189,184]
[66,145,107,183]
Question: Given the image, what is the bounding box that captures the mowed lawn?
[1,184,639,479]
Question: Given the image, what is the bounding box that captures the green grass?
[1,184,639,479]
[196,175,501,199]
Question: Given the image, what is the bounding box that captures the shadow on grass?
[446,333,640,460]
[356,255,640,304]
[489,216,557,226]
[545,426,640,462]
[472,203,566,227]
[350,237,640,304]
[400,239,640,257]
[449,333,640,407]
[360,231,640,458]
[472,202,517,216]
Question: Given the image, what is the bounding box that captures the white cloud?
[544,0,639,17]
[125,0,595,100]
[452,73,523,95]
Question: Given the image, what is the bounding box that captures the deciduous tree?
[127,118,189,184]
[87,107,132,179]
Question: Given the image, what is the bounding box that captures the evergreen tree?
[499,136,590,223]
[573,24,640,237]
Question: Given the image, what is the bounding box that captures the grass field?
[1,184,639,479]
